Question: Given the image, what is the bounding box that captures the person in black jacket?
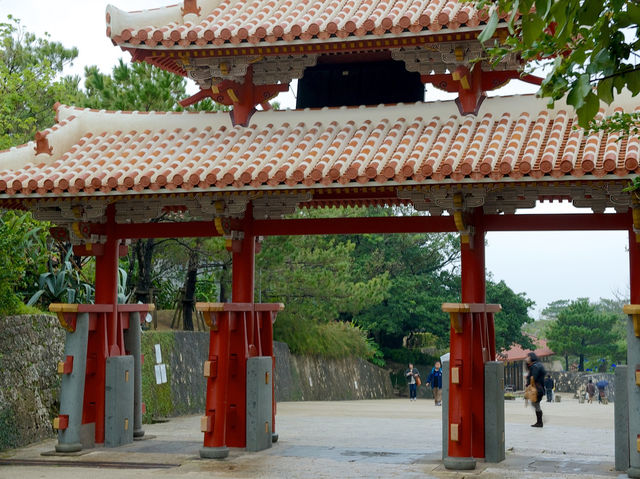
[526,352,546,427]
[544,375,554,402]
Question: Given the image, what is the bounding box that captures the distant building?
[499,337,556,391]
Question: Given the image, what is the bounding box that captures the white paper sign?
[154,344,162,364]
[160,364,167,384]
[154,364,163,385]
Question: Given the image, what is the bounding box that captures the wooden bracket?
[179,67,289,127]
[452,193,474,248]
[442,302,470,334]
[53,414,69,430]
[204,359,218,378]
[200,416,213,433]
[624,304,640,337]
[57,355,74,375]
[49,303,79,332]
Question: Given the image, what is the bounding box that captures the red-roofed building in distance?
[499,337,558,391]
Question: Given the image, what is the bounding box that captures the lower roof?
[1,94,638,202]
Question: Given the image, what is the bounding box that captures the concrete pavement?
[0,395,623,478]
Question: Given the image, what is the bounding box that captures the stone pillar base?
[55,442,82,453]
[133,429,145,438]
[629,467,640,478]
[200,446,229,459]
[444,456,476,470]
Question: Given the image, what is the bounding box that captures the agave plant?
[27,248,93,306]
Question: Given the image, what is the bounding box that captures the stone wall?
[549,371,616,402]
[0,315,64,451]
[0,319,393,451]
[275,342,394,401]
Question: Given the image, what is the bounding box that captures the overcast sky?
[0,1,631,318]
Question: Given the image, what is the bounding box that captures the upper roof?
[107,0,490,49]
[0,94,638,202]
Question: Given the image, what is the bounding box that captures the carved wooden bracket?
[180,66,289,126]
[422,67,542,116]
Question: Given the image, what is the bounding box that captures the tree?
[539,299,572,322]
[0,18,82,313]
[350,231,460,349]
[478,0,640,131]
[84,60,188,112]
[546,298,618,371]
[486,279,535,351]
[0,16,82,149]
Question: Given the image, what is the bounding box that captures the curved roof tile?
[107,0,490,48]
[0,94,639,197]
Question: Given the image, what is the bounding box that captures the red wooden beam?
[483,213,630,231]
[111,221,223,239]
[88,213,630,240]
[253,216,458,236]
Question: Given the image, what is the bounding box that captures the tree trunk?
[579,353,584,371]
[219,262,228,302]
[134,238,156,303]
[182,243,200,331]
[565,354,569,371]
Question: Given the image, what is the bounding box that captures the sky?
[0,0,632,319]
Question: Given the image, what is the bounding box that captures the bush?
[274,316,375,360]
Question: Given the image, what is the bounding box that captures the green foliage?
[382,347,438,366]
[83,60,188,112]
[347,220,461,349]
[546,298,619,371]
[258,230,390,324]
[0,211,48,315]
[274,315,375,359]
[27,247,94,306]
[477,0,640,130]
[83,59,229,113]
[486,279,535,351]
[140,331,174,422]
[539,299,572,321]
[0,15,82,149]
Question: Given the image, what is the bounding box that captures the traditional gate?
[1,0,640,472]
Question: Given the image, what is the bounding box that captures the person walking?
[586,379,596,404]
[544,375,554,402]
[405,363,420,401]
[427,361,443,406]
[526,352,546,427]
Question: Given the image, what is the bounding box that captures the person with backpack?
[426,361,443,406]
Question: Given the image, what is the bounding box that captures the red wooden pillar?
[90,203,120,445]
[227,206,255,448]
[446,209,486,469]
[630,229,640,304]
[200,309,232,458]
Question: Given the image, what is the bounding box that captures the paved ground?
[0,395,624,478]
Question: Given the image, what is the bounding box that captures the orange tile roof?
[0,94,638,197]
[499,337,554,362]
[107,0,491,48]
